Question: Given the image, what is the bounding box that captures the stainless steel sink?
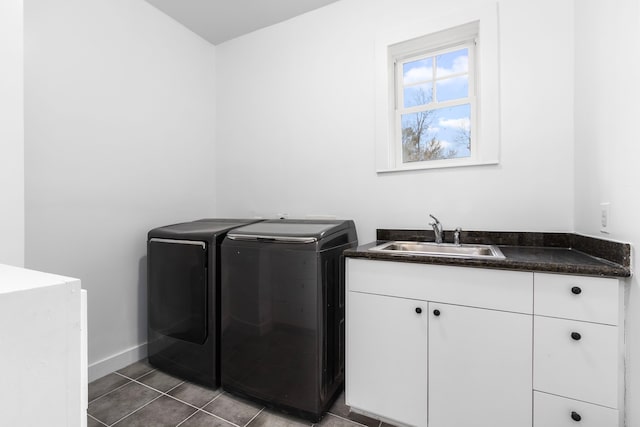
[369,241,505,259]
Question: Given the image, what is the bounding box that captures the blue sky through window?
[400,47,471,162]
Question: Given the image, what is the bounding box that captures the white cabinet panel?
[534,273,619,325]
[534,316,619,408]
[0,264,86,427]
[428,303,532,427]
[347,259,533,313]
[534,392,618,427]
[346,291,427,427]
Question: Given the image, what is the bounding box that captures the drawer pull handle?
[433,309,441,317]
[571,286,582,295]
[571,332,582,341]
[415,307,422,314]
[571,411,582,421]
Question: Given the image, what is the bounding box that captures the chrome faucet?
[429,214,443,244]
[454,227,462,245]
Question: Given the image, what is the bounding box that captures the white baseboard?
[88,342,148,382]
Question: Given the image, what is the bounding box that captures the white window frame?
[375,3,500,173]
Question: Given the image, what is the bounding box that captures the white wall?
[0,0,25,267]
[24,0,216,378]
[573,1,640,425]
[214,0,575,243]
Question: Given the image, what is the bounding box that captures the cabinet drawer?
[347,258,532,313]
[534,392,619,427]
[533,316,620,408]
[534,273,619,325]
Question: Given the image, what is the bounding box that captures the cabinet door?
[428,303,532,427]
[346,291,427,427]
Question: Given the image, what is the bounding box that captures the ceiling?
[145,0,342,45]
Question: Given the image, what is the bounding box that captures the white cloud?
[404,66,430,84]
[438,139,454,149]
[437,56,468,77]
[404,55,468,85]
[436,75,467,88]
[439,117,471,131]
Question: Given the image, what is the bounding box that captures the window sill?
[376,159,498,174]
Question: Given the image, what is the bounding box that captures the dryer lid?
[226,219,354,243]
[148,218,261,240]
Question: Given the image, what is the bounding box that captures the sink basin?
[369,241,505,259]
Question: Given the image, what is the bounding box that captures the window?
[375,4,500,172]
[396,42,475,164]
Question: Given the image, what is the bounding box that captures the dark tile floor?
[88,359,397,427]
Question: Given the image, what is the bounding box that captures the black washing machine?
[220,219,358,421]
[147,218,261,387]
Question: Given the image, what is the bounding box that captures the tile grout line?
[105,379,209,427]
[325,413,372,427]
[195,408,243,427]
[131,377,211,409]
[106,367,242,424]
[132,383,240,427]
[105,394,165,427]
[88,379,134,406]
[115,367,157,381]
[199,389,224,409]
[175,410,199,427]
[87,413,108,426]
[243,406,265,426]
[90,371,183,426]
[197,397,244,427]
[128,376,183,395]
[91,364,241,426]
[93,363,391,427]
[183,390,246,427]
[86,367,157,404]
[88,367,155,404]
[92,380,386,427]
[161,392,213,413]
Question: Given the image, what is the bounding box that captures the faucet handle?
[454,227,462,245]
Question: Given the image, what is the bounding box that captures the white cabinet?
[428,303,532,427]
[0,264,88,427]
[533,273,625,425]
[346,258,533,427]
[346,259,626,427]
[347,291,427,427]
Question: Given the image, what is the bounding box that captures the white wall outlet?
[600,202,610,233]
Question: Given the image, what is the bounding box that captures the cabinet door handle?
[571,286,582,295]
[571,411,582,421]
[415,307,422,314]
[433,309,441,317]
[571,332,582,341]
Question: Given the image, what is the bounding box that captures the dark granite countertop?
[344,230,631,278]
